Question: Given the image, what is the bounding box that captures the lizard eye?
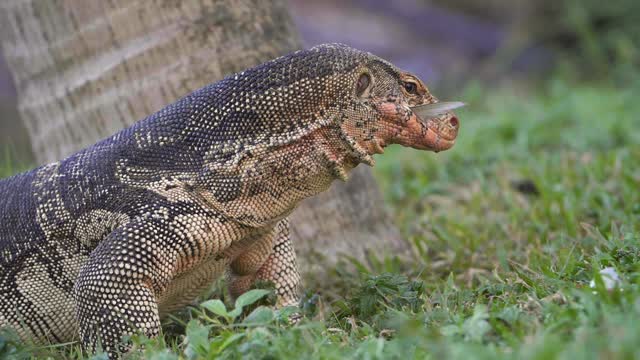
[403,81,418,95]
[356,73,371,97]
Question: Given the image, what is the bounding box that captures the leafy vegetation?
[1,72,639,359]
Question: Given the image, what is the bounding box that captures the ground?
[1,75,639,359]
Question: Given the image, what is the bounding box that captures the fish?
[411,101,465,120]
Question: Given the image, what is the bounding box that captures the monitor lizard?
[0,43,459,357]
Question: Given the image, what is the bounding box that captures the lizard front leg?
[228,218,301,308]
[74,218,174,357]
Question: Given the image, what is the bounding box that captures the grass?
[1,75,639,359]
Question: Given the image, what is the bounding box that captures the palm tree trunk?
[0,0,406,277]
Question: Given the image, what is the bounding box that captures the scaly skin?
[0,44,459,357]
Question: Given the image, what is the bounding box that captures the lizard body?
[0,44,459,356]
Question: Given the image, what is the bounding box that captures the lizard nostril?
[449,116,459,128]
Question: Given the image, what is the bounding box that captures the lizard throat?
[310,126,367,182]
[337,126,376,168]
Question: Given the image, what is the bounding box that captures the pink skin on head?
[374,101,459,152]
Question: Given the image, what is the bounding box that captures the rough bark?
[0,0,406,277]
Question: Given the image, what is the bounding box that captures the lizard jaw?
[376,102,459,152]
[405,113,458,152]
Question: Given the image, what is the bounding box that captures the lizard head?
[337,54,460,163]
[197,44,460,185]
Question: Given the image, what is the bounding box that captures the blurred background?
[1,1,640,357]
[1,0,638,163]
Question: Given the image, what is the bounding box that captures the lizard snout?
[408,101,463,152]
[373,101,460,152]
[417,111,459,152]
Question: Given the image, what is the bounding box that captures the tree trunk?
[0,0,406,278]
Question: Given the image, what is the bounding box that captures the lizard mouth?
[407,112,458,152]
[372,101,460,153]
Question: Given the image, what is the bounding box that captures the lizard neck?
[113,82,369,227]
[194,125,358,228]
